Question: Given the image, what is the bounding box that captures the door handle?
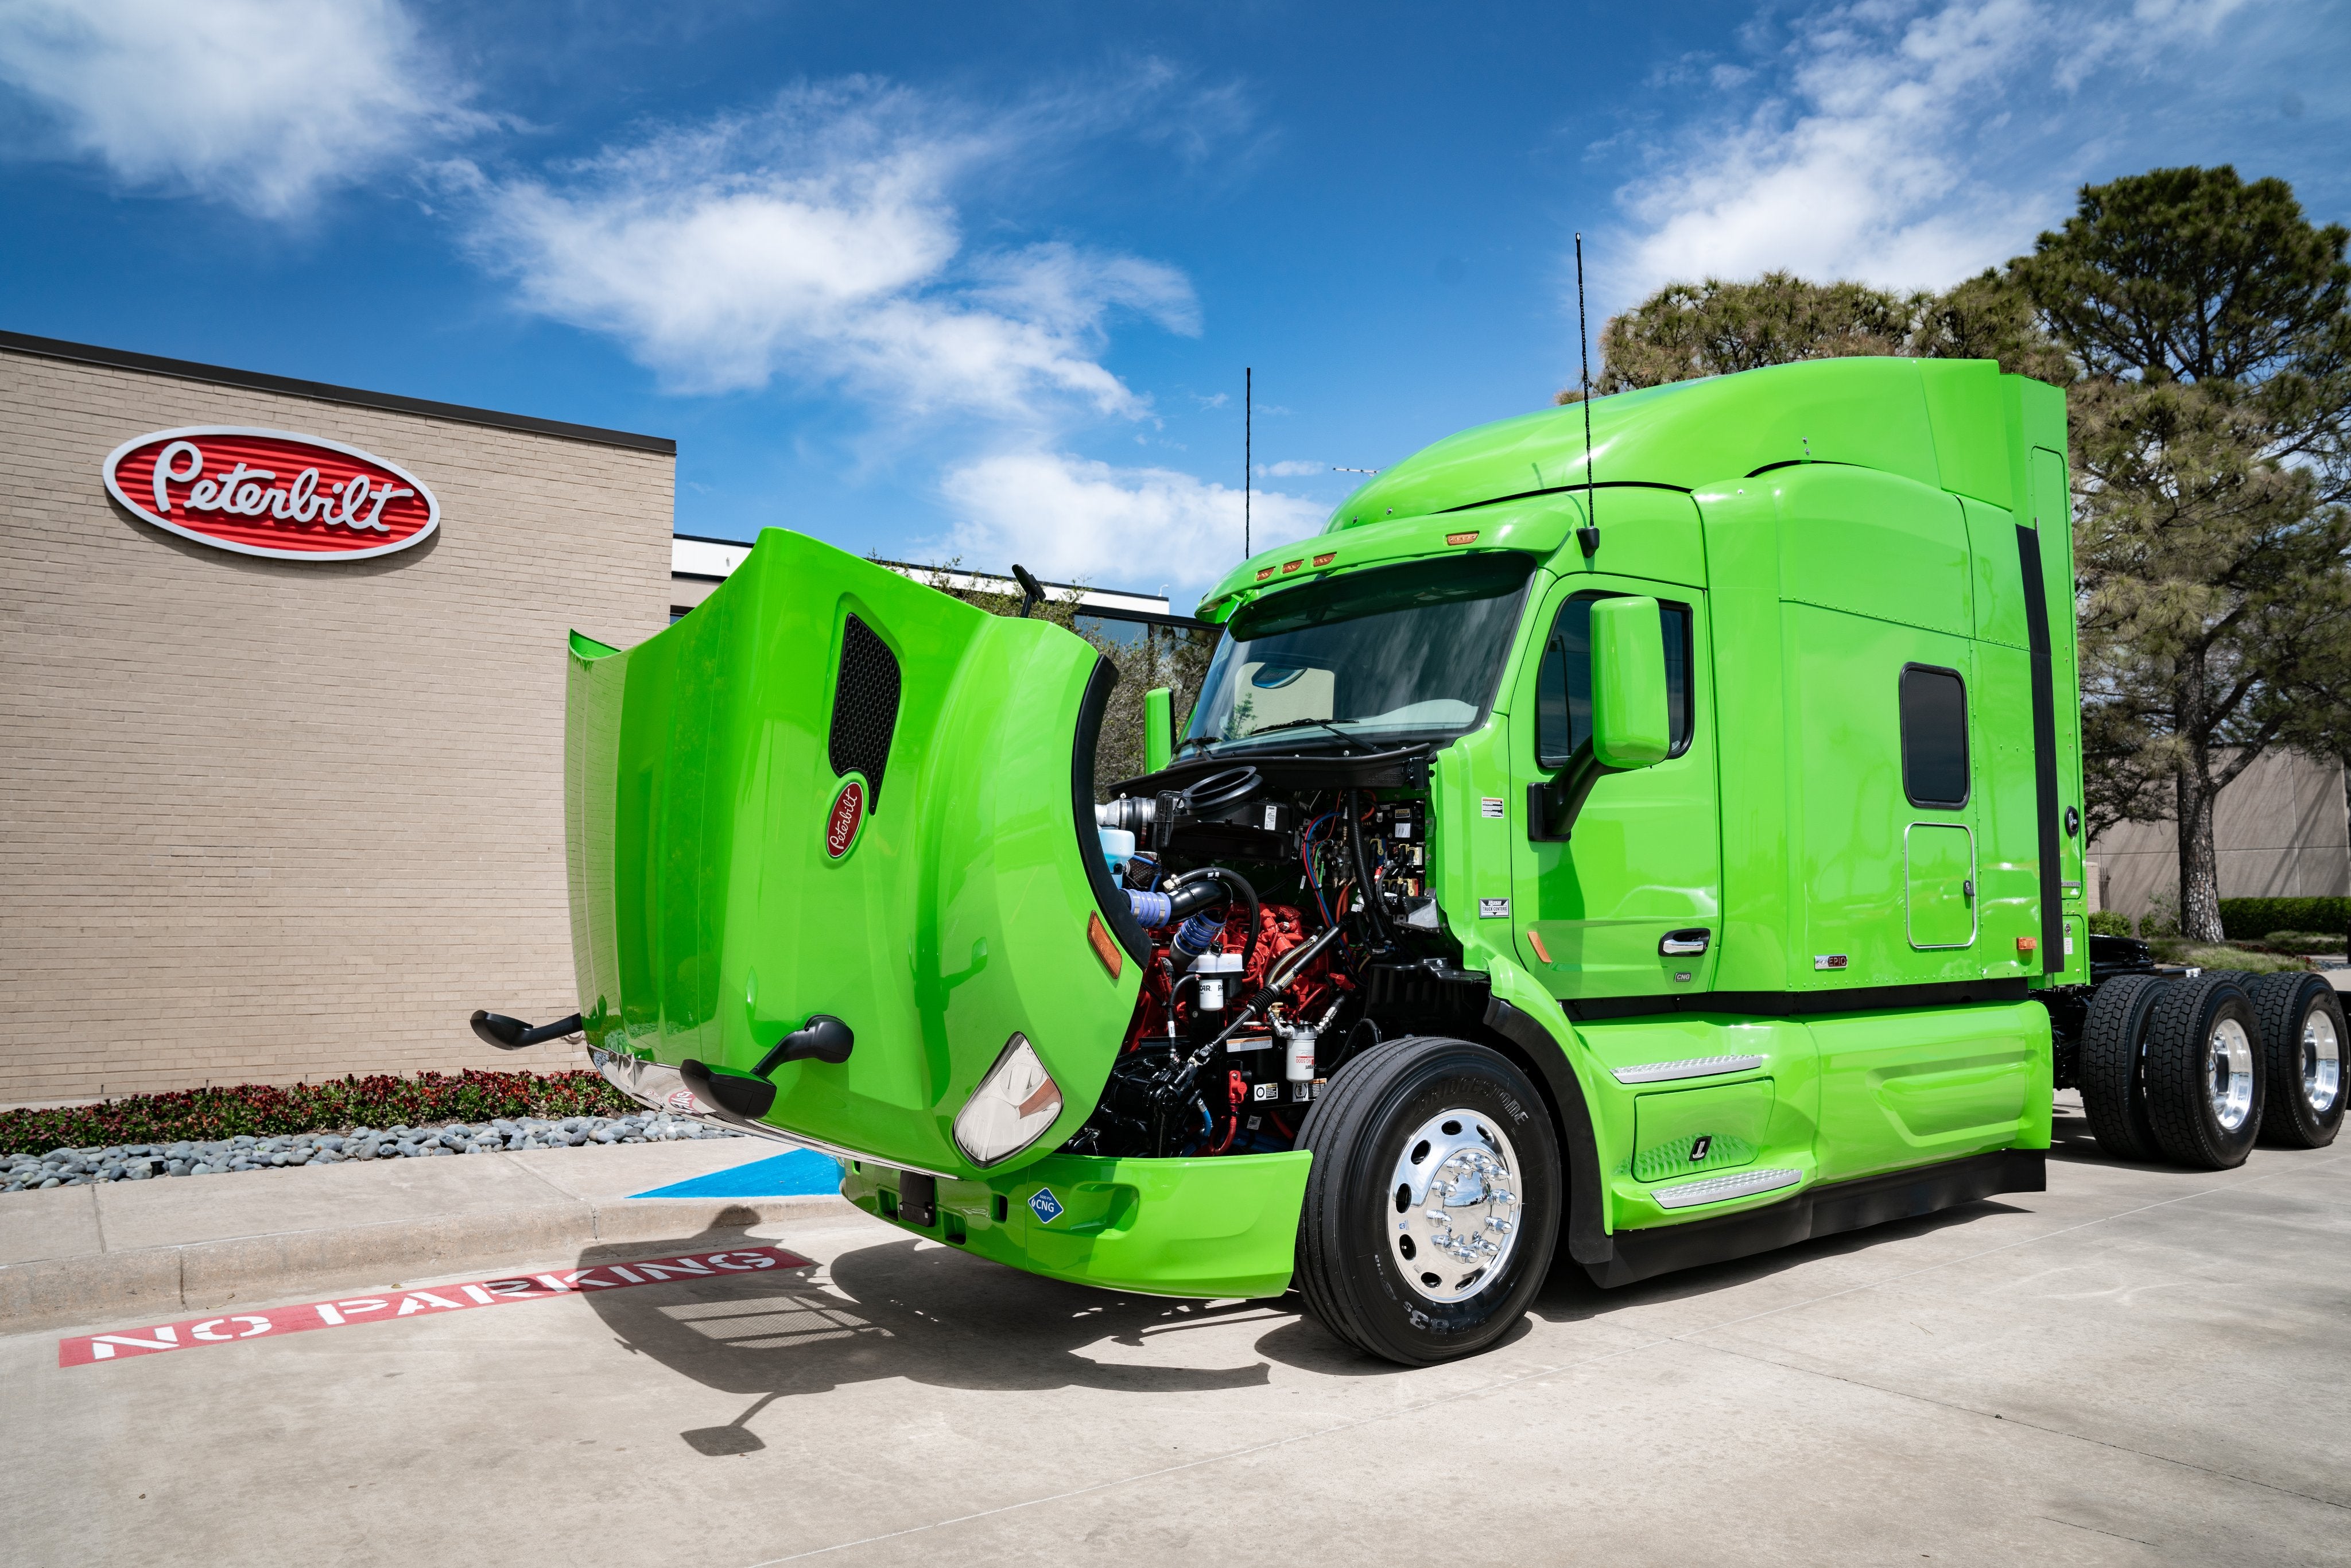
[1660,928,1712,956]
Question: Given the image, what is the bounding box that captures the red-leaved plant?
[1,1070,638,1157]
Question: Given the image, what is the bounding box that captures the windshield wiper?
[1235,717,1360,750]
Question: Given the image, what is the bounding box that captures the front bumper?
[842,1149,1313,1301]
[594,1046,1311,1299]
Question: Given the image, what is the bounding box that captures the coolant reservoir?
[1098,827,1136,874]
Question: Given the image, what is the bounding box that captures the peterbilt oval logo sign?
[825,780,866,860]
[103,426,439,561]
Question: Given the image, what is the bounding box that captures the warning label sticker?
[56,1244,812,1368]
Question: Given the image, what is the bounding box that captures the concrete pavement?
[4,1093,2346,1566]
[0,1138,844,1333]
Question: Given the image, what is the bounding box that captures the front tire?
[2142,975,2265,1170]
[2249,972,2346,1149]
[1294,1036,1560,1366]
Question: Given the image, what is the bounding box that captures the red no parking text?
[56,1245,813,1367]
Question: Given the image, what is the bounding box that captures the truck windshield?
[1184,551,1537,755]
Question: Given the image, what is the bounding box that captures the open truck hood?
[564,530,1145,1179]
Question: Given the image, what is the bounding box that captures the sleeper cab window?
[1534,592,1695,769]
[1899,663,1969,809]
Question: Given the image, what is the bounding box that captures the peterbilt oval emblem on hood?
[825,779,866,860]
[102,426,440,561]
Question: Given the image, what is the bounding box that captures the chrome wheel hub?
[1388,1108,1523,1303]
[2304,1010,2342,1116]
[2208,1017,2255,1132]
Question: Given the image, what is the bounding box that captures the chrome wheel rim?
[2304,1009,2342,1116]
[2208,1017,2255,1132]
[1389,1108,1523,1303]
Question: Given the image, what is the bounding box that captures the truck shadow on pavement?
[576,1213,1297,1453]
[585,1189,2037,1453]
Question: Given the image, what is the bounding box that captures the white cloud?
[938,449,1325,596]
[0,0,483,216]
[459,83,1198,413]
[1609,0,2259,299]
[1259,459,1322,477]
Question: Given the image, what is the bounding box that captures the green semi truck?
[476,356,2345,1365]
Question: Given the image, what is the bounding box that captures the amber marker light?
[1445,530,1479,546]
[1256,566,1275,581]
[1312,552,1336,567]
[1087,912,1123,977]
[1282,559,1303,573]
[1527,929,1553,965]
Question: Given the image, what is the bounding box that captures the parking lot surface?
[6,1099,2346,1567]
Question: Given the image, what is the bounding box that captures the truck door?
[1506,577,1722,1000]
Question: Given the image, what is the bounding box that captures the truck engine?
[1070,768,1448,1161]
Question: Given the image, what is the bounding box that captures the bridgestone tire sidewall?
[2141,977,2265,1170]
[2251,973,2347,1149]
[1296,1038,1561,1367]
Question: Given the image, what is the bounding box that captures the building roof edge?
[0,329,677,456]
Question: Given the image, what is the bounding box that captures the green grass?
[2147,941,2310,974]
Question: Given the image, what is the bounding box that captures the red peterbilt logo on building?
[103,426,439,561]
[825,779,866,859]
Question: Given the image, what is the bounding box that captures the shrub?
[0,1070,637,1158]
[2220,897,2350,944]
[2086,910,2134,937]
[2139,891,2181,939]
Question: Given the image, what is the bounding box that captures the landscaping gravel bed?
[1,1112,741,1191]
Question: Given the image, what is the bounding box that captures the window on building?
[1534,593,1694,769]
[1899,664,1970,809]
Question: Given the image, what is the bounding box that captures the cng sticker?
[1027,1187,1065,1225]
[825,779,866,859]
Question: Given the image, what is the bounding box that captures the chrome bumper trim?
[587,1047,956,1182]
[1611,1054,1767,1085]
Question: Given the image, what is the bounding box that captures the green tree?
[1563,273,1923,400]
[2019,169,2351,941]
[1585,167,2351,943]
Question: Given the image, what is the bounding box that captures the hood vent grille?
[828,614,902,808]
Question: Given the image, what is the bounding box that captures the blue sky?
[3,0,2345,600]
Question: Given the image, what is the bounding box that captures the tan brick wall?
[0,348,673,1103]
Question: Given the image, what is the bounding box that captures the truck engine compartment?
[1069,757,1480,1161]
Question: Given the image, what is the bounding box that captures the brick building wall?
[0,338,673,1103]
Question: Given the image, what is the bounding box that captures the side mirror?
[1527,595,1670,842]
[1143,686,1174,774]
[1589,597,1670,769]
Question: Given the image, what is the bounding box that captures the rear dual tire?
[2249,972,2346,1149]
[2084,973,2292,1170]
[2140,976,2265,1170]
[1294,1036,1560,1366]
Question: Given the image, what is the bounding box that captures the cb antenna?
[1574,234,1600,558]
[1244,366,1252,558]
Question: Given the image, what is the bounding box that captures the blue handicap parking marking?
[629,1148,844,1200]
[1027,1186,1064,1225]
